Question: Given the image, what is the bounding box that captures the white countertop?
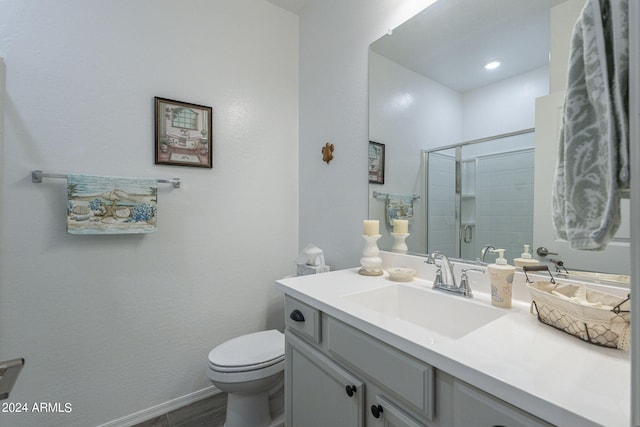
[276,254,630,427]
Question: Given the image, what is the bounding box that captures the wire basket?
[523,266,631,350]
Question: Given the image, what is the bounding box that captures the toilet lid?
[208,330,284,369]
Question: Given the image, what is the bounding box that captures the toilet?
[208,329,285,427]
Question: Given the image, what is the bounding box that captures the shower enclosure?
[425,130,535,262]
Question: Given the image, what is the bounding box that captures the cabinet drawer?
[372,395,427,427]
[453,381,553,427]
[284,295,321,343]
[327,318,434,420]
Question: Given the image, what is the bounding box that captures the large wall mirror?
[368,0,630,278]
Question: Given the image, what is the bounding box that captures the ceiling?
[371,0,565,92]
[265,0,567,93]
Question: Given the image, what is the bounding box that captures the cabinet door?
[453,382,552,427]
[369,395,428,427]
[327,318,435,420]
[285,330,365,427]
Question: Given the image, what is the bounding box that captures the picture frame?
[368,141,385,184]
[155,97,213,168]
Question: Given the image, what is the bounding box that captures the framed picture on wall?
[154,97,213,168]
[368,141,385,184]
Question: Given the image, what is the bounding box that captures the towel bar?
[372,191,420,200]
[31,170,181,188]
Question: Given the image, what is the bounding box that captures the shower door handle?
[462,225,473,243]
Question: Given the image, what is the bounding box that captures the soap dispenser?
[488,249,516,308]
[513,244,540,267]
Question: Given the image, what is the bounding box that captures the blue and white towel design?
[67,174,158,235]
[385,194,415,226]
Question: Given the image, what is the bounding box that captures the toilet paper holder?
[0,358,24,400]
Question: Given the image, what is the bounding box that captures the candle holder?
[390,232,409,253]
[359,234,383,276]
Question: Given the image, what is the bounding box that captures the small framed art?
[368,141,385,184]
[155,97,213,168]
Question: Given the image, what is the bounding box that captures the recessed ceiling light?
[484,60,501,70]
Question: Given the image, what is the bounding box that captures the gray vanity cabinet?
[451,381,552,427]
[284,296,431,427]
[283,295,552,427]
[326,318,435,425]
[285,331,365,426]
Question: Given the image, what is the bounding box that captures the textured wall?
[462,67,549,141]
[0,1,298,425]
[297,0,437,270]
[369,51,462,254]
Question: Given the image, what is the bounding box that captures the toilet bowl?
[208,329,285,427]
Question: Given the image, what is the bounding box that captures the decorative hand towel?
[67,174,158,235]
[552,0,629,250]
[385,194,415,226]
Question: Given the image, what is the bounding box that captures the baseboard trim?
[97,385,221,427]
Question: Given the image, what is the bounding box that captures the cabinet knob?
[370,404,384,418]
[289,309,305,322]
[345,385,357,397]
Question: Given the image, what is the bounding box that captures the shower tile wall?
[476,149,534,261]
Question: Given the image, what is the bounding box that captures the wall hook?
[322,143,334,164]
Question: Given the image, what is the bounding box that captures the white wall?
[0,1,298,426]
[368,51,462,253]
[298,0,438,270]
[462,66,549,141]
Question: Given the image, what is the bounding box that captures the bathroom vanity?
[276,253,630,426]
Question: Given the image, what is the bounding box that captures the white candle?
[363,220,379,236]
[393,219,408,234]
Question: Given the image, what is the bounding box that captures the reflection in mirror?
[368,0,630,279]
[425,130,534,262]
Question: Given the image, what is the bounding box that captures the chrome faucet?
[458,268,484,298]
[428,251,456,289]
[426,252,484,298]
[479,245,496,262]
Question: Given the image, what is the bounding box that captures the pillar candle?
[393,219,408,234]
[363,220,379,236]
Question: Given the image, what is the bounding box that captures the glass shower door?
[426,148,458,258]
[426,130,535,261]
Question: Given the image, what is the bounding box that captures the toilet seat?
[208,330,284,375]
[209,354,284,373]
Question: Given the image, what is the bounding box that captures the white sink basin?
[343,284,505,340]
